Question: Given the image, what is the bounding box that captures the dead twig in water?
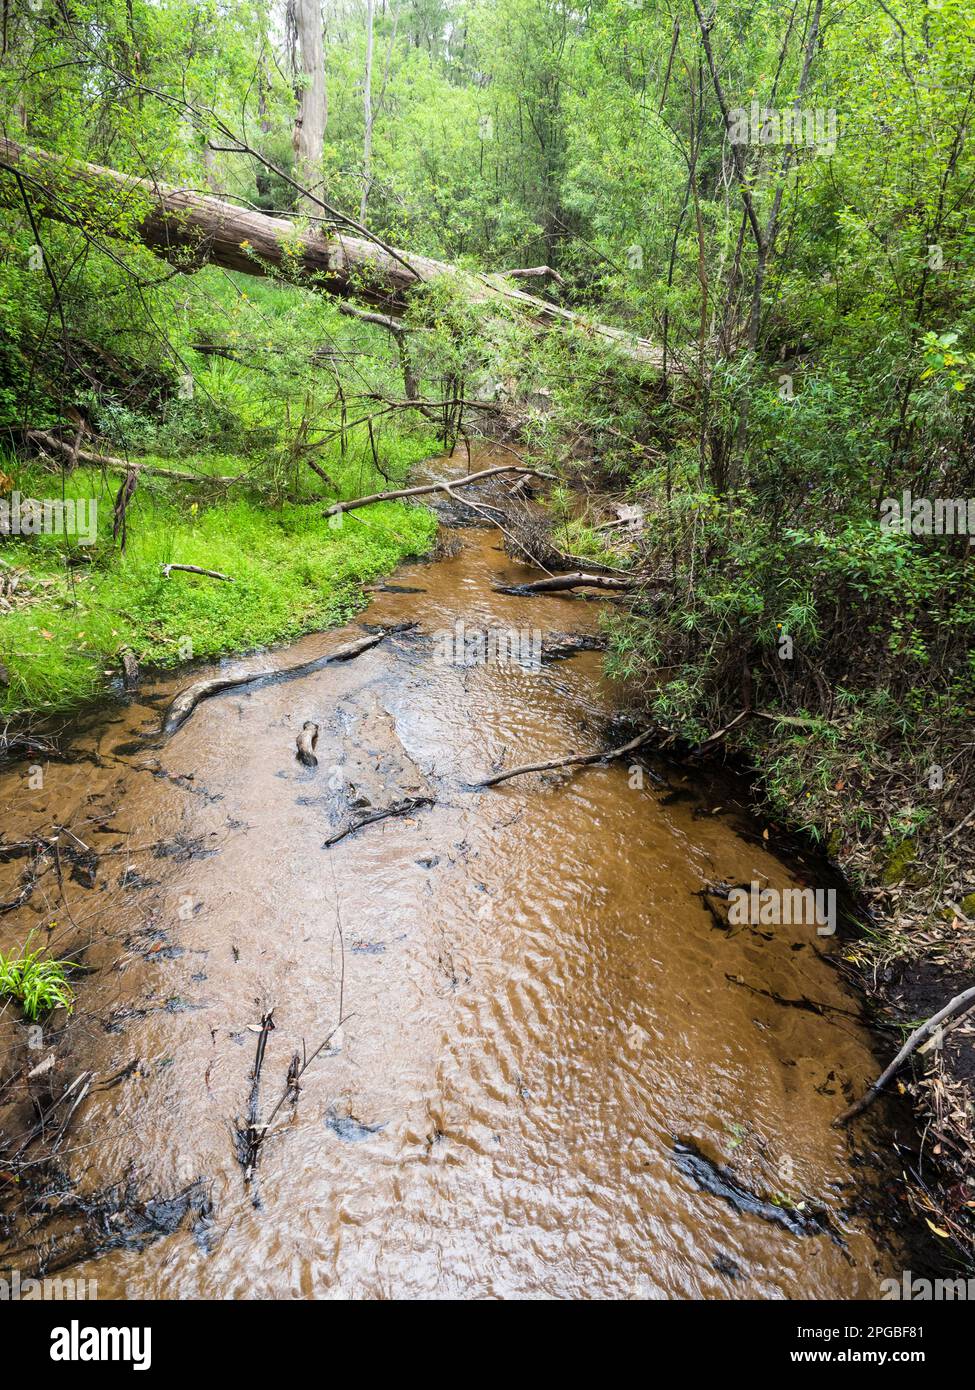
[472,728,660,789]
[238,1009,275,1187]
[9,1070,95,1158]
[834,986,975,1126]
[322,795,434,848]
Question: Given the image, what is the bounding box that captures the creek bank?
[0,437,441,735]
[543,516,975,1263]
[456,443,975,1266]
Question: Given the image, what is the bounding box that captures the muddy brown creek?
[0,450,911,1299]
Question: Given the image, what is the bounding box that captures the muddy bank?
[0,450,935,1298]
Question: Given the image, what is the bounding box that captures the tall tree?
[287,0,327,211]
[360,0,375,225]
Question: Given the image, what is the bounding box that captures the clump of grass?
[0,934,77,1019]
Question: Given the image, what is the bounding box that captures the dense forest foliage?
[1,0,974,1241]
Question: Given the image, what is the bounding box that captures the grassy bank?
[0,435,439,723]
[0,262,449,726]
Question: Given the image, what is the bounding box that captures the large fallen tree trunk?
[0,139,661,368]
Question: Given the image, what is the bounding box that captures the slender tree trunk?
[255,50,273,204]
[288,0,327,212]
[360,0,375,226]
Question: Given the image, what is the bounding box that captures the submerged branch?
[473,728,659,789]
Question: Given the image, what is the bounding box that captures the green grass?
[0,427,440,718]
[0,934,77,1019]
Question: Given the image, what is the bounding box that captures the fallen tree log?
[833,985,975,1127]
[27,430,243,485]
[503,265,567,287]
[322,464,553,519]
[473,727,659,789]
[161,632,384,736]
[492,571,637,595]
[0,138,662,368]
[296,722,319,767]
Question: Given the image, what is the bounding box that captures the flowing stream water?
[0,447,912,1299]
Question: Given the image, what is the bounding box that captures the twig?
[834,986,975,1126]
[322,796,434,848]
[161,563,234,582]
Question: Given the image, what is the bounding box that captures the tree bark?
[360,0,375,226]
[287,0,327,211]
[492,571,637,594]
[0,138,662,366]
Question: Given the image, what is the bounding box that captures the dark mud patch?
[325,1107,386,1142]
[119,867,161,891]
[152,833,220,864]
[13,1176,214,1275]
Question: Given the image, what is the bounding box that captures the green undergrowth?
[0,432,439,719]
